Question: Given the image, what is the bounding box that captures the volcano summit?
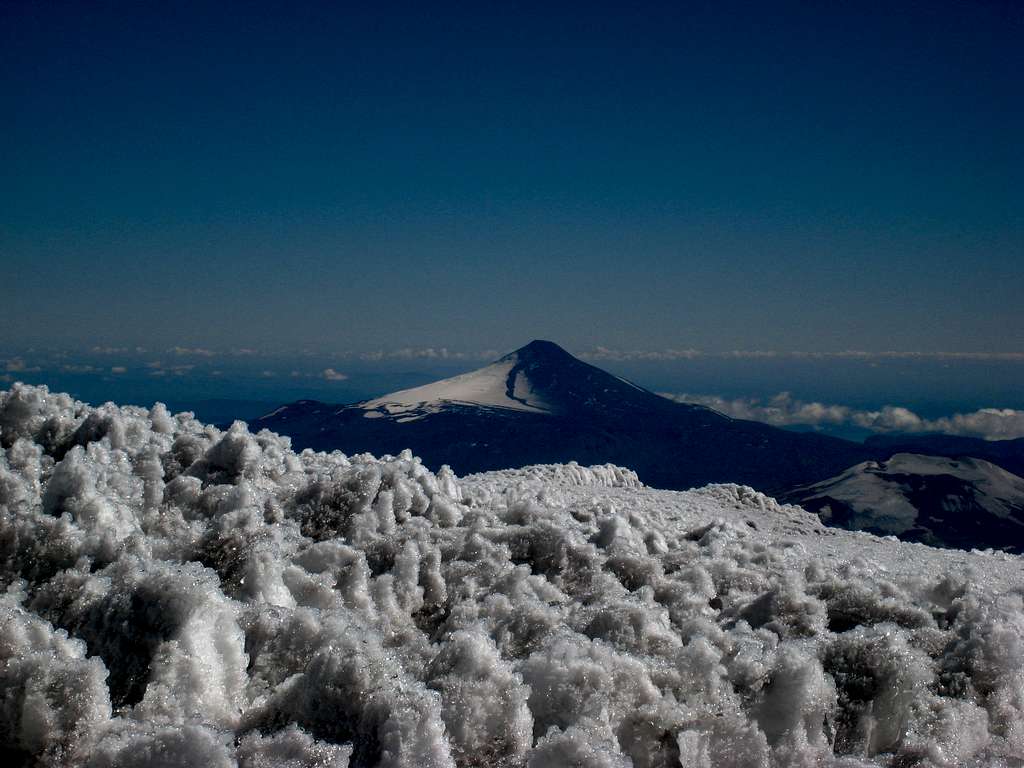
[254,341,873,494]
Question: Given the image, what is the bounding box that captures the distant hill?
[784,453,1024,553]
[864,433,1024,478]
[164,398,279,426]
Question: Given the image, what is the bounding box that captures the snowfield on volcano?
[360,357,554,421]
[3,385,1024,767]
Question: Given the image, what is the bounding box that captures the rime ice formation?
[3,383,1024,767]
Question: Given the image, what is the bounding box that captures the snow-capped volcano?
[361,357,554,419]
[254,340,873,494]
[359,340,669,421]
[359,343,562,420]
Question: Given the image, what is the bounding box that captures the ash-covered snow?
[3,383,1024,767]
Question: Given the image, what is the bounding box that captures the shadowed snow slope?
[4,384,1024,767]
[786,453,1024,552]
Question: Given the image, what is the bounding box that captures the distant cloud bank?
[170,346,216,357]
[4,357,41,373]
[5,345,1024,372]
[580,347,703,361]
[356,347,498,362]
[662,392,1024,441]
[320,368,348,381]
[583,348,1024,362]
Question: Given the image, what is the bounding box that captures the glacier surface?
[2,383,1024,767]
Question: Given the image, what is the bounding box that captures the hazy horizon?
[4,339,1023,441]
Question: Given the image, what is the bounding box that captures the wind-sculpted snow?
[3,384,1024,767]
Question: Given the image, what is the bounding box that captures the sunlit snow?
[360,358,552,421]
[3,383,1024,767]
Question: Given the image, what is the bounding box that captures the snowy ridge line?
[2,382,1024,767]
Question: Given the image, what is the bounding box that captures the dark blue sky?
[2,0,1021,355]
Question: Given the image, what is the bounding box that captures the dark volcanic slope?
[254,341,874,494]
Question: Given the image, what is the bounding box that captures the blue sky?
[2,1,1021,356]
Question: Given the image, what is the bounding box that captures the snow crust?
[3,383,1024,767]
[360,359,551,420]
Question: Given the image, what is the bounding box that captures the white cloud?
[146,361,193,376]
[357,347,495,362]
[721,350,780,359]
[921,409,1024,441]
[662,392,1024,441]
[91,346,146,355]
[850,406,925,433]
[579,347,704,362]
[111,366,127,374]
[321,368,348,381]
[582,348,1024,362]
[789,350,1024,361]
[4,357,41,373]
[663,392,853,427]
[170,346,216,357]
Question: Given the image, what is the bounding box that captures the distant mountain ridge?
[864,433,1024,478]
[784,453,1024,553]
[252,341,1024,551]
[253,340,874,494]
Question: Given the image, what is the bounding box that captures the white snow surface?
[360,359,551,420]
[3,383,1024,767]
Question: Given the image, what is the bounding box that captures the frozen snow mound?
[466,461,644,490]
[3,382,1024,767]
